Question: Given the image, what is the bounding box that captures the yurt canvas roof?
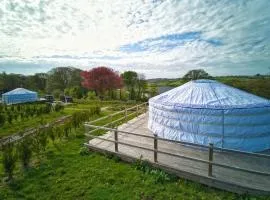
[150,79,270,109]
[2,88,37,96]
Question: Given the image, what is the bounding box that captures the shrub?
[0,114,5,127]
[63,121,72,138]
[54,103,64,112]
[79,146,90,156]
[2,143,17,181]
[44,104,52,113]
[7,113,13,124]
[134,157,176,184]
[17,137,33,169]
[38,129,48,151]
[54,126,64,140]
[87,91,99,100]
[47,126,55,143]
[32,128,48,155]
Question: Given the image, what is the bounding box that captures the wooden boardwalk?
[87,113,270,195]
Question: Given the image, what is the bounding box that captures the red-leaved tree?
[81,67,123,97]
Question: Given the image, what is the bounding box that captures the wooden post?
[136,105,139,117]
[154,134,158,162]
[114,128,118,152]
[208,143,213,177]
[125,107,127,121]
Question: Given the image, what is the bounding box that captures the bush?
[0,102,56,125]
[38,129,48,151]
[47,126,56,143]
[7,113,13,124]
[32,128,48,155]
[87,91,99,100]
[63,121,72,138]
[2,143,17,181]
[52,89,63,99]
[17,137,33,169]
[0,113,5,127]
[54,126,64,140]
[71,106,100,129]
[79,146,90,156]
[134,158,176,184]
[54,103,64,112]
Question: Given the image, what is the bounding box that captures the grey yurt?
[148,79,270,152]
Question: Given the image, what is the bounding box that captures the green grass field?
[2,127,266,200]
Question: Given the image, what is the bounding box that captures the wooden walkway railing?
[84,124,270,178]
[84,102,148,135]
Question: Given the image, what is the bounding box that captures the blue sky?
[0,0,270,78]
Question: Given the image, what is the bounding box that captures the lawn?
[1,127,263,200]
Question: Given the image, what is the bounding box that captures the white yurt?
[2,88,38,105]
[148,79,270,152]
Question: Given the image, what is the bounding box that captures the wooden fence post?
[114,128,118,152]
[125,107,127,121]
[154,134,158,162]
[136,105,139,117]
[208,143,213,177]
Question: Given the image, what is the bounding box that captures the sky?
[0,0,270,78]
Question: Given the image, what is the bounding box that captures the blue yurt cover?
[2,88,38,104]
[148,79,270,152]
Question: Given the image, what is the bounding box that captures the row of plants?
[0,105,101,181]
[0,103,64,127]
[73,99,138,105]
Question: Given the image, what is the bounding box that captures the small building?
[148,79,270,152]
[2,88,38,105]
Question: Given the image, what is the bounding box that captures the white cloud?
[0,0,270,78]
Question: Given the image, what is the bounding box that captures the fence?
[84,114,270,178]
[84,102,148,135]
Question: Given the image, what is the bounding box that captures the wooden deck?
[87,113,270,195]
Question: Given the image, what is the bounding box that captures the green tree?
[46,67,82,93]
[183,69,211,81]
[25,73,47,91]
[52,89,63,99]
[136,73,147,100]
[121,71,138,100]
[87,91,99,100]
[69,86,83,99]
